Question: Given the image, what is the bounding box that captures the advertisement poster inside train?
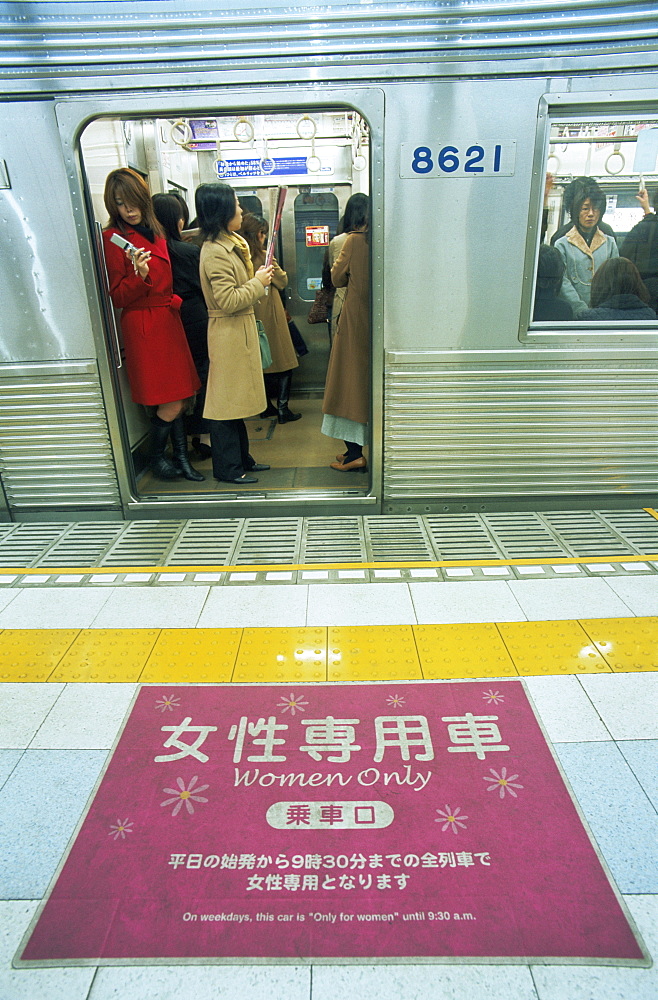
[19,680,646,965]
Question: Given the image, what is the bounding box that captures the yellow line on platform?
[0,553,657,575]
[0,620,656,683]
[644,507,658,523]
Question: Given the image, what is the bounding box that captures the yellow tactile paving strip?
[141,628,242,683]
[0,551,657,576]
[327,626,422,681]
[234,628,327,683]
[0,619,656,682]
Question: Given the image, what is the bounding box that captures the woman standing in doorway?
[326,193,369,343]
[152,192,211,461]
[240,212,301,424]
[195,183,273,484]
[322,196,370,472]
[102,168,203,482]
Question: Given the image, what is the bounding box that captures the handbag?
[307,287,332,324]
[256,320,272,369]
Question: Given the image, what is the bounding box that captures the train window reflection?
[294,192,339,301]
[533,115,658,326]
[80,109,371,499]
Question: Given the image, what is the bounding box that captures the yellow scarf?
[225,231,254,278]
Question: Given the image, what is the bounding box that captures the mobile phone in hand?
[110,232,138,255]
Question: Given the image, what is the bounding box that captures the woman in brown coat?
[325,193,369,343]
[241,213,301,423]
[321,212,370,472]
[195,183,273,484]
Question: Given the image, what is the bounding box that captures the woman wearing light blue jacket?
[554,179,618,317]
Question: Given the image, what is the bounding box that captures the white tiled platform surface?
[0,574,654,630]
[0,574,656,1000]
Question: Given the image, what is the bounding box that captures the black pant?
[209,418,254,480]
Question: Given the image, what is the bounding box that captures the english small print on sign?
[18,681,647,966]
[400,141,516,177]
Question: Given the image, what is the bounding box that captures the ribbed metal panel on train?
[0,362,120,510]
[1,1,658,93]
[384,356,658,502]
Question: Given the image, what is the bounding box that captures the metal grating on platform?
[483,513,567,560]
[541,512,631,558]
[39,523,125,567]
[365,515,434,561]
[425,515,501,560]
[233,518,302,565]
[166,519,242,566]
[597,510,658,553]
[0,523,71,567]
[100,521,184,567]
[0,509,655,583]
[301,518,366,563]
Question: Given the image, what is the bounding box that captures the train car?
[0,0,657,522]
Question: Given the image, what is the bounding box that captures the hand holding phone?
[110,232,138,256]
[110,232,151,276]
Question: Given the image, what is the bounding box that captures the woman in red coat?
[102,168,203,482]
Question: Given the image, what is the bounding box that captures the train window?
[531,114,658,331]
[293,192,339,301]
[80,109,371,500]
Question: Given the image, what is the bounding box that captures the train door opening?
[79,109,371,505]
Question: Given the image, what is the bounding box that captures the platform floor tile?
[327,625,422,681]
[497,620,610,674]
[0,629,79,681]
[413,623,516,679]
[140,628,242,683]
[579,616,658,671]
[49,629,160,682]
[233,627,327,682]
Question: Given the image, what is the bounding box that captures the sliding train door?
[63,88,383,518]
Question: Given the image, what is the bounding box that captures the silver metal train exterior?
[1,0,657,522]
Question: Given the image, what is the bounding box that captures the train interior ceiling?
[81,110,370,498]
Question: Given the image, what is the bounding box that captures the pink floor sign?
[20,680,647,964]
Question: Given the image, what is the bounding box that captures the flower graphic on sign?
[161,776,209,816]
[277,693,309,716]
[386,694,406,708]
[484,766,523,799]
[434,805,468,834]
[483,689,505,705]
[155,694,181,713]
[108,818,134,841]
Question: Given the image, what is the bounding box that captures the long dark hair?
[240,212,268,268]
[343,192,369,232]
[590,256,650,307]
[103,168,163,237]
[169,191,190,228]
[195,183,237,241]
[152,193,185,244]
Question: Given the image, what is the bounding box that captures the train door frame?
[57,87,384,519]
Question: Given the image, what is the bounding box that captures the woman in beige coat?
[240,213,301,423]
[321,209,370,472]
[195,183,273,484]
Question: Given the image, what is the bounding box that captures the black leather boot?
[170,416,205,482]
[150,415,181,480]
[260,373,278,417]
[277,370,301,423]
